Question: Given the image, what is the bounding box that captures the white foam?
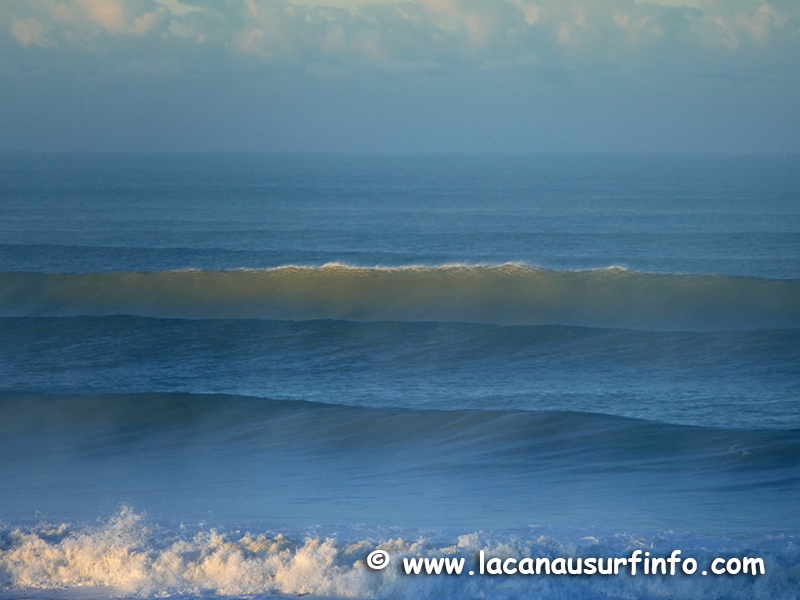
[1,508,796,599]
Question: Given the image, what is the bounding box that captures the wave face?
[1,393,799,534]
[1,265,798,330]
[4,392,798,468]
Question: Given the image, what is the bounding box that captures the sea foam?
[0,508,795,600]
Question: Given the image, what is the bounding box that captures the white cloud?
[512,2,540,26]
[10,0,170,40]
[735,4,787,43]
[11,18,55,47]
[3,0,799,73]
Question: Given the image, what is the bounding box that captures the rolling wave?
[2,392,798,475]
[1,264,798,330]
[3,392,799,538]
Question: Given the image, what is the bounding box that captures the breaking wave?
[0,508,796,599]
[1,264,798,330]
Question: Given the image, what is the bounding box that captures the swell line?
[2,392,798,473]
[1,264,798,330]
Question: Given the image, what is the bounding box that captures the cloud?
[2,0,799,74]
[6,0,169,43]
[11,17,55,46]
[514,2,539,26]
[735,4,788,43]
[156,0,202,16]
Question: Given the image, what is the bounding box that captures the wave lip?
[1,264,799,330]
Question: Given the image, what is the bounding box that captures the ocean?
[0,153,798,599]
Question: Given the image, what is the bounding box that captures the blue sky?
[1,0,798,152]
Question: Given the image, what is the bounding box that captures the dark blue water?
[0,153,798,599]
[2,153,798,276]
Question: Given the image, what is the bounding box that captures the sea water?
[0,153,798,599]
